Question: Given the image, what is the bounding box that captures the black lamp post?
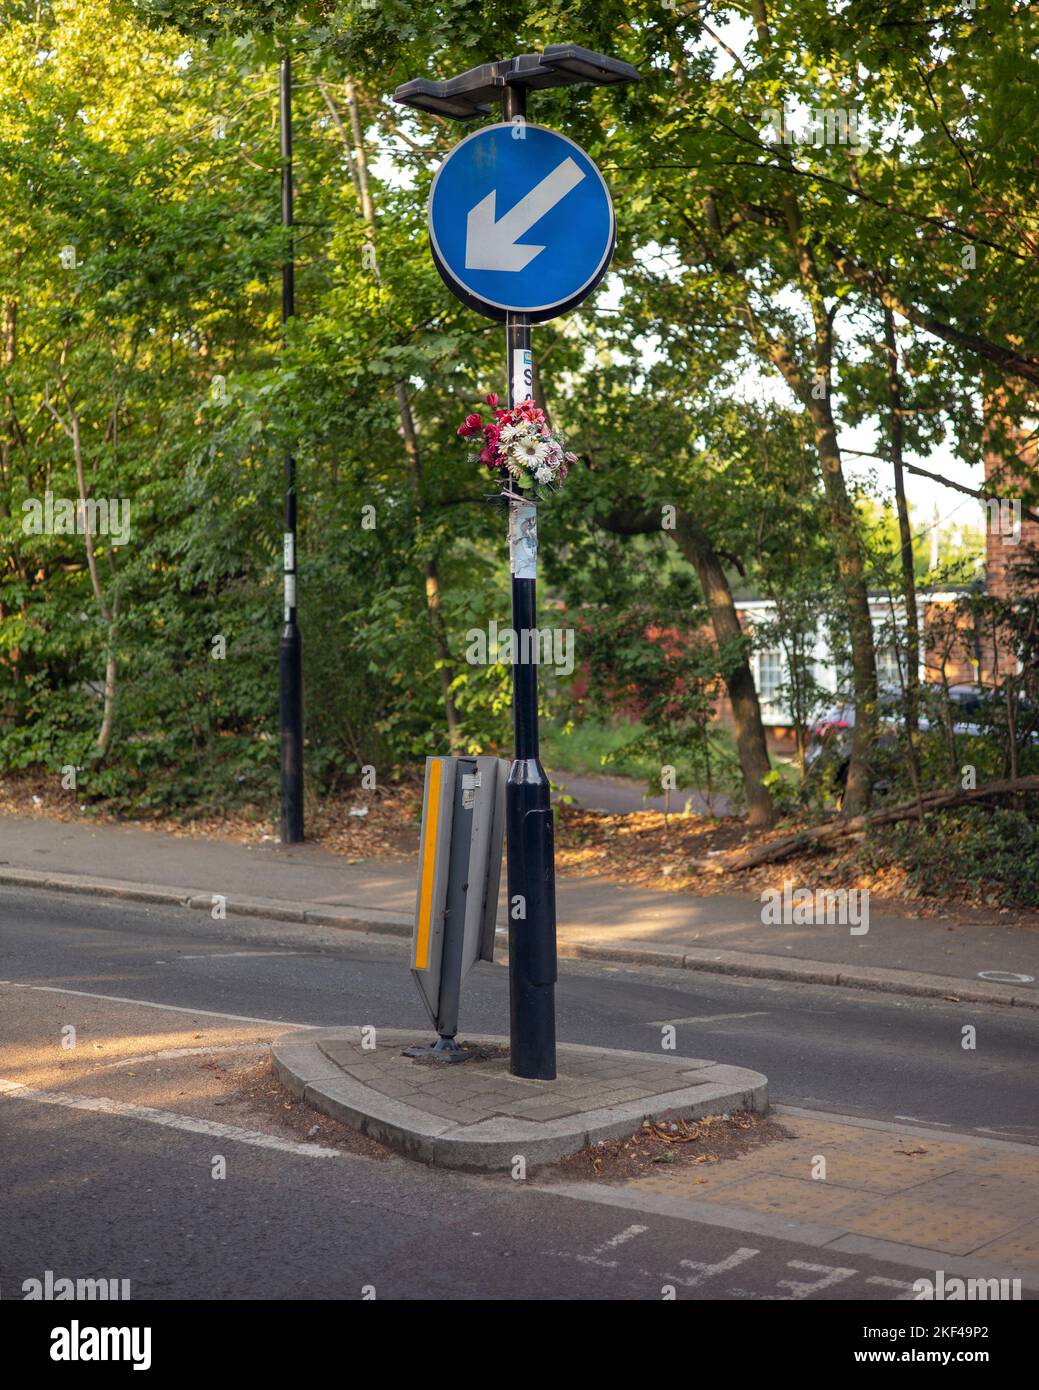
[279,54,304,846]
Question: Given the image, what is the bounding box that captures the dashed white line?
[598,1225,648,1253]
[179,952,301,960]
[774,1260,858,1300]
[649,1012,769,1026]
[575,1224,649,1267]
[866,1274,917,1300]
[667,1246,760,1290]
[975,1126,1038,1139]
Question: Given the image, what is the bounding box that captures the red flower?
[456,410,485,438]
[485,392,499,407]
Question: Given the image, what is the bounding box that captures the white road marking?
[0,982,312,1030]
[0,1079,343,1158]
[572,1224,650,1268]
[866,1275,917,1299]
[773,1260,858,1300]
[178,952,300,960]
[95,1045,263,1070]
[649,1012,769,1026]
[894,1115,952,1127]
[975,1126,1039,1139]
[666,1246,760,1290]
[586,1224,648,1261]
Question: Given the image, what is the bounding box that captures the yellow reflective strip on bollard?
[414,759,442,970]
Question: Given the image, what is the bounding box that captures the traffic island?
[271,1027,767,1172]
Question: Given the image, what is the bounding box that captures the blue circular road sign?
[428,122,615,323]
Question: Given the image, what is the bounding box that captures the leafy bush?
[869,805,1039,908]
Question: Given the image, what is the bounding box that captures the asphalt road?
[2,886,1037,1304]
[2,887,1033,1137]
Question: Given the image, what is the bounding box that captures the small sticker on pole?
[512,348,532,405]
[509,501,538,579]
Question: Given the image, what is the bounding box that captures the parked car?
[805,684,1035,793]
[805,688,900,792]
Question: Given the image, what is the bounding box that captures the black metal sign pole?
[394,48,638,1078]
[279,53,304,844]
[503,83,557,1081]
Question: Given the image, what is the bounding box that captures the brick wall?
[984,419,1039,601]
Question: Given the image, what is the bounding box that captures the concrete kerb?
[555,941,1039,1007]
[0,868,411,936]
[270,1029,769,1171]
[1,866,1035,1008]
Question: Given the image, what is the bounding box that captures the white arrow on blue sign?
[428,122,615,322]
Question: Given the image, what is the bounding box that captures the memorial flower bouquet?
[457,394,575,500]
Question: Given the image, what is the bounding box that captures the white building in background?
[736,596,948,729]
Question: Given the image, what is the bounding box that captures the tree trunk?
[673,511,776,828]
[809,397,878,815]
[601,505,776,828]
[883,306,921,734]
[732,11,878,816]
[698,775,1039,873]
[45,382,119,756]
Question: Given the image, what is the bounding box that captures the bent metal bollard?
[407,756,507,1058]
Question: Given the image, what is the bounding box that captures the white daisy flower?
[514,436,550,466]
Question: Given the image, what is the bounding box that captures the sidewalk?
[2,812,1037,1008]
[553,1106,1039,1292]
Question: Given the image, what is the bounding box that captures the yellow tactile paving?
[971,1219,1039,1266]
[949,1150,1039,1178]
[624,1111,1039,1269]
[909,1171,1039,1222]
[762,1119,866,1145]
[673,1172,881,1222]
[845,1198,1019,1255]
[757,1145,961,1193]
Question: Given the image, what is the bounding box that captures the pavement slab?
[614,1105,1039,1283]
[271,1027,768,1170]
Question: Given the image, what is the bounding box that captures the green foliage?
[2,0,1037,887]
[568,552,744,807]
[868,807,1039,909]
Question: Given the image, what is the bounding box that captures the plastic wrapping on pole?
[506,304,557,1081]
